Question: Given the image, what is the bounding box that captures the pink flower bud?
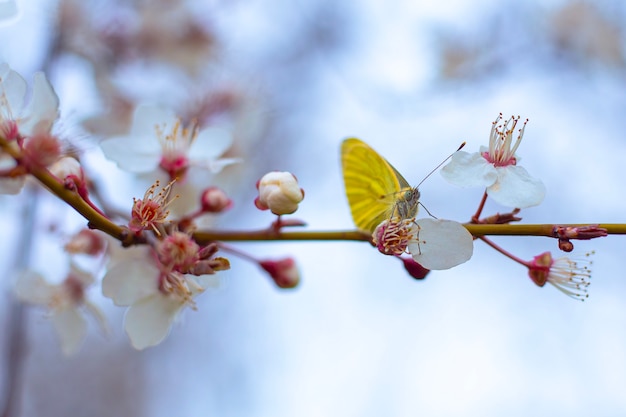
[553,225,608,240]
[64,229,107,256]
[49,156,84,183]
[259,257,300,289]
[401,257,430,280]
[254,171,304,215]
[200,186,233,213]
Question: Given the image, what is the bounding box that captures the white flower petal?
[1,66,26,117]
[124,294,182,350]
[190,274,220,291]
[100,135,161,172]
[206,157,241,173]
[130,104,177,137]
[14,270,56,304]
[19,72,59,136]
[52,306,87,356]
[102,260,160,306]
[408,218,473,270]
[190,127,233,160]
[84,300,110,335]
[0,153,24,194]
[487,165,546,208]
[440,151,498,188]
[100,104,180,173]
[0,176,25,194]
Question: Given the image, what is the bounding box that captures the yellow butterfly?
[341,138,464,233]
[341,138,421,233]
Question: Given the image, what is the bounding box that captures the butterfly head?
[392,187,420,220]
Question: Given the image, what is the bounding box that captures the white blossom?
[441,114,545,208]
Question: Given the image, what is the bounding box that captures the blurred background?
[1,0,626,416]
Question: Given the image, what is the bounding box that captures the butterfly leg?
[409,218,422,255]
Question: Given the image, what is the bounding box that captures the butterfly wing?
[341,138,410,232]
[388,161,411,190]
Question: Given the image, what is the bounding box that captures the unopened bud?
[553,225,608,240]
[558,239,574,252]
[254,171,304,215]
[259,257,300,289]
[190,257,231,275]
[401,257,430,280]
[200,186,233,213]
[49,157,84,187]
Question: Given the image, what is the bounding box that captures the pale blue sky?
[2,0,626,416]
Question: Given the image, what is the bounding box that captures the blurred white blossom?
[100,104,238,180]
[14,264,106,355]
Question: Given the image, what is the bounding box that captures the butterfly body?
[395,188,421,220]
[341,138,420,233]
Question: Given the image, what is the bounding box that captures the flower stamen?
[528,251,593,301]
[156,118,199,180]
[130,180,178,235]
[483,113,527,167]
[373,218,416,256]
[159,271,201,310]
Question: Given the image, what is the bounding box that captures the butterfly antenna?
[415,142,466,188]
[418,202,438,219]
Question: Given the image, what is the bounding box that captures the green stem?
[3,136,624,246]
[0,137,130,244]
[193,223,623,244]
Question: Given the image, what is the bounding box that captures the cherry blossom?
[102,234,229,349]
[100,104,238,181]
[14,264,106,355]
[0,63,60,193]
[527,251,592,301]
[374,218,473,270]
[441,114,545,208]
[129,180,177,235]
[0,63,59,138]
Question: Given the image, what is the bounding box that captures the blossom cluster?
[0,62,303,353]
[0,57,601,357]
